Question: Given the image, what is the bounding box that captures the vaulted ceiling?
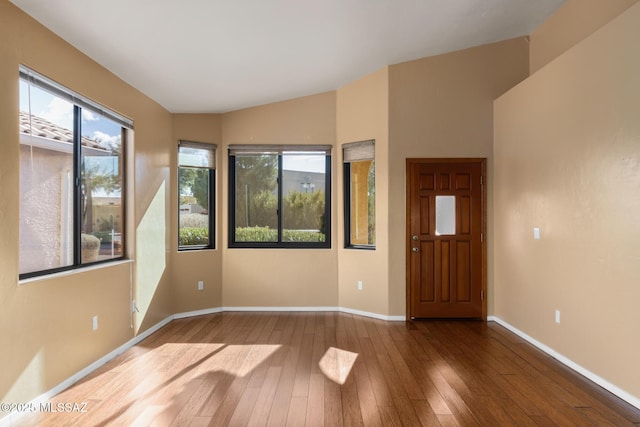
[11,0,564,113]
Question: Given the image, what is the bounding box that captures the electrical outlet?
[198,281,204,291]
[92,315,98,331]
[555,310,560,324]
[357,280,363,291]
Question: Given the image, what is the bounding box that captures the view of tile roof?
[19,110,106,150]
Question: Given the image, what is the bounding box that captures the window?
[343,140,375,248]
[178,141,216,250]
[435,195,456,236]
[228,145,331,248]
[19,66,130,279]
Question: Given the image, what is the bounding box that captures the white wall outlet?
[533,227,541,240]
[198,280,204,291]
[92,315,98,331]
[555,310,560,324]
[357,280,363,291]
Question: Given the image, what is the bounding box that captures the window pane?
[349,159,375,246]
[80,113,124,263]
[179,166,210,247]
[282,153,326,243]
[234,154,278,242]
[19,67,130,278]
[19,83,74,274]
[435,195,456,236]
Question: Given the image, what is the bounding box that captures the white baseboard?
[174,307,223,319]
[222,306,406,321]
[221,306,339,312]
[0,305,404,426]
[338,306,406,321]
[487,315,640,410]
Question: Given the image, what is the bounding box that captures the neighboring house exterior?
[19,111,118,273]
[282,170,325,196]
[179,203,206,214]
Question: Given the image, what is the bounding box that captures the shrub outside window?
[229,145,331,248]
[19,66,130,279]
[178,141,216,250]
[343,140,375,249]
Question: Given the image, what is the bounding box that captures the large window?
[228,145,331,248]
[19,66,130,279]
[343,140,375,249]
[178,141,215,250]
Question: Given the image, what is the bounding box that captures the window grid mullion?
[228,156,237,245]
[277,155,283,243]
[208,169,215,248]
[73,105,82,266]
[343,162,351,248]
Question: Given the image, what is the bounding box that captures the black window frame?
[228,145,331,249]
[19,65,131,280]
[343,140,376,250]
[178,140,216,251]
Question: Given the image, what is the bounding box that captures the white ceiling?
[11,0,564,113]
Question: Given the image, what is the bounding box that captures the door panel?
[419,197,430,234]
[408,159,485,318]
[420,240,435,301]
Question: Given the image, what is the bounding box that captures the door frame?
[405,158,487,320]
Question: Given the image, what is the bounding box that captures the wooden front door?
[407,159,486,319]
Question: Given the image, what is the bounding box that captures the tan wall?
[388,38,530,316]
[0,1,174,404]
[495,3,640,398]
[336,68,391,315]
[220,93,339,307]
[170,114,223,313]
[529,0,638,74]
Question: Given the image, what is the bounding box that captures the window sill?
[345,245,376,250]
[177,247,217,252]
[19,259,134,286]
[228,243,331,249]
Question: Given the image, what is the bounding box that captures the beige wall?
[0,1,174,404]
[388,38,530,316]
[495,3,640,398]
[336,68,390,316]
[529,0,638,73]
[170,114,223,313]
[220,93,339,308]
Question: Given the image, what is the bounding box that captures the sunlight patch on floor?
[318,347,358,384]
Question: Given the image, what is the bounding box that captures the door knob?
[412,235,419,241]
[412,247,419,253]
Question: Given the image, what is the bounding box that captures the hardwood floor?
[19,312,640,426]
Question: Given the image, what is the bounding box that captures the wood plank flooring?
[18,312,640,426]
